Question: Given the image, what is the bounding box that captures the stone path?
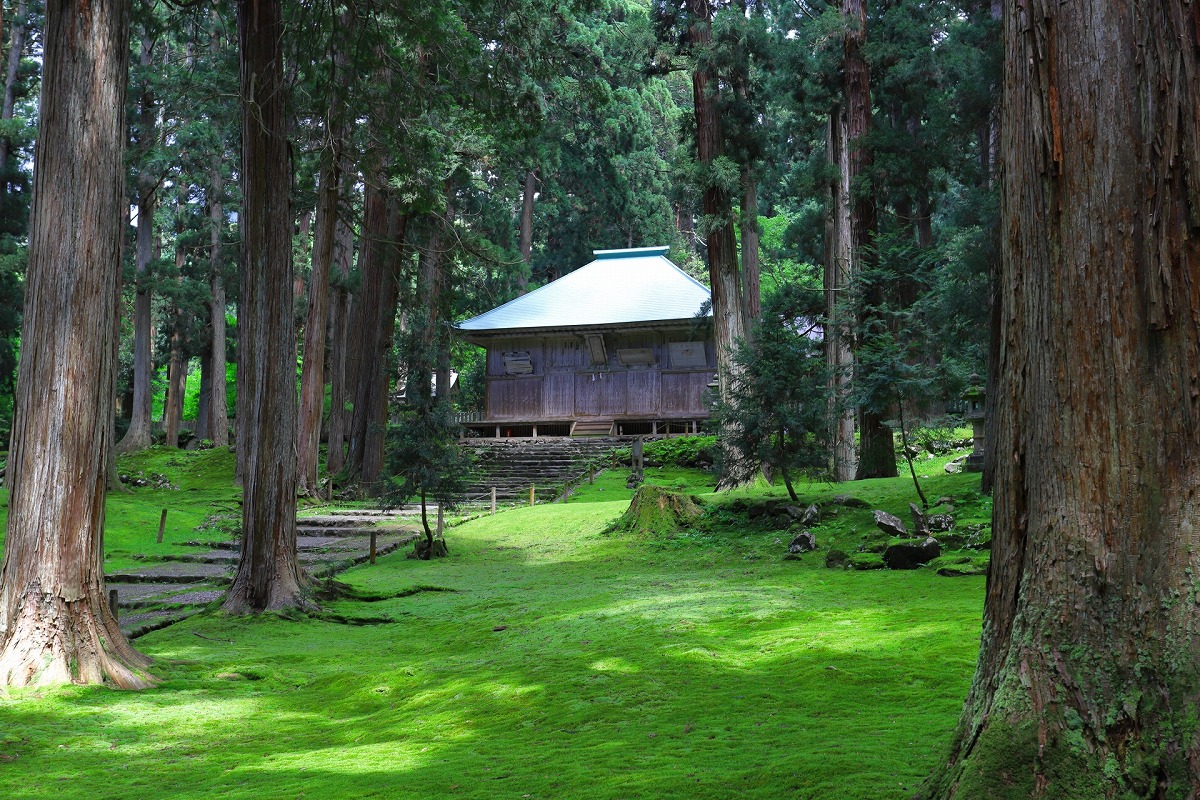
[109,510,422,638]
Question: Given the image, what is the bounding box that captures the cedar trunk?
[841,0,894,480]
[207,166,229,447]
[920,2,1200,796]
[116,33,157,454]
[0,0,150,688]
[824,109,857,482]
[345,182,406,490]
[687,1,744,394]
[224,0,306,613]
[297,153,341,497]
[517,169,535,293]
[325,174,356,479]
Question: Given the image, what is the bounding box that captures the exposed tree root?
[0,587,154,689]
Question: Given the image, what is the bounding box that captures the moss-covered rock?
[825,549,849,568]
[847,552,886,571]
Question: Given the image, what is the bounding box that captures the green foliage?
[714,280,832,494]
[644,435,717,468]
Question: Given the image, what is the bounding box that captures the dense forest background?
[0,0,999,473]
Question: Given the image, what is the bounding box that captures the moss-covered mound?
[607,484,703,537]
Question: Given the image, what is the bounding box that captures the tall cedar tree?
[841,0,893,480]
[223,0,306,612]
[686,0,745,396]
[0,0,153,687]
[919,2,1200,795]
[117,24,158,453]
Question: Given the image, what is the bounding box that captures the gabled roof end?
[593,246,670,260]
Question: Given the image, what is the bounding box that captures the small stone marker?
[490,487,497,515]
[157,508,168,544]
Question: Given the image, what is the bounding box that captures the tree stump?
[608,485,702,537]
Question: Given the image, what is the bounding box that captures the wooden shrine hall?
[455,246,716,438]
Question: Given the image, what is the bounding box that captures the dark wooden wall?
[481,328,715,421]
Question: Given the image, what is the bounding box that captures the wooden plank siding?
[480,327,714,422]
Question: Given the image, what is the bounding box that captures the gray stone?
[909,502,928,535]
[883,537,941,570]
[927,514,955,532]
[873,509,908,538]
[787,531,816,554]
[801,503,821,526]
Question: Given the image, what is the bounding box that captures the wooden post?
[589,465,595,484]
[490,487,497,514]
[369,528,377,565]
[156,508,168,543]
[532,424,538,438]
[108,589,119,621]
[530,485,536,506]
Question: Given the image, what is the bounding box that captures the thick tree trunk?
[224,0,306,613]
[517,169,535,293]
[297,152,342,497]
[824,110,857,482]
[0,0,150,688]
[687,0,744,396]
[207,167,229,447]
[325,173,355,480]
[117,32,157,454]
[841,0,893,480]
[345,179,407,490]
[919,3,1200,796]
[979,0,1002,496]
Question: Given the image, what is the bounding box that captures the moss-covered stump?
[608,485,702,537]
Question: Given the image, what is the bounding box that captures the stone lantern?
[963,375,986,473]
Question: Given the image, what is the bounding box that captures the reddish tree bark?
[0,0,150,688]
[838,0,894,480]
[517,169,536,293]
[686,0,744,395]
[824,109,857,482]
[344,177,407,491]
[206,164,229,447]
[117,30,158,454]
[224,0,306,613]
[324,168,356,480]
[920,2,1200,796]
[297,152,342,497]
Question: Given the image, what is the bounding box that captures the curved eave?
[455,316,711,346]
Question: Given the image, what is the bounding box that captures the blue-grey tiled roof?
[456,247,711,333]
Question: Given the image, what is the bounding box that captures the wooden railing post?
[491,487,497,514]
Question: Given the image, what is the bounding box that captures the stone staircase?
[461,437,627,503]
[107,510,423,638]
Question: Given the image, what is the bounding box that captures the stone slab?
[120,609,198,639]
[107,562,233,584]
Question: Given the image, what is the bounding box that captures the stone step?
[108,562,233,584]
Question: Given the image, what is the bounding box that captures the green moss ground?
[0,447,986,799]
